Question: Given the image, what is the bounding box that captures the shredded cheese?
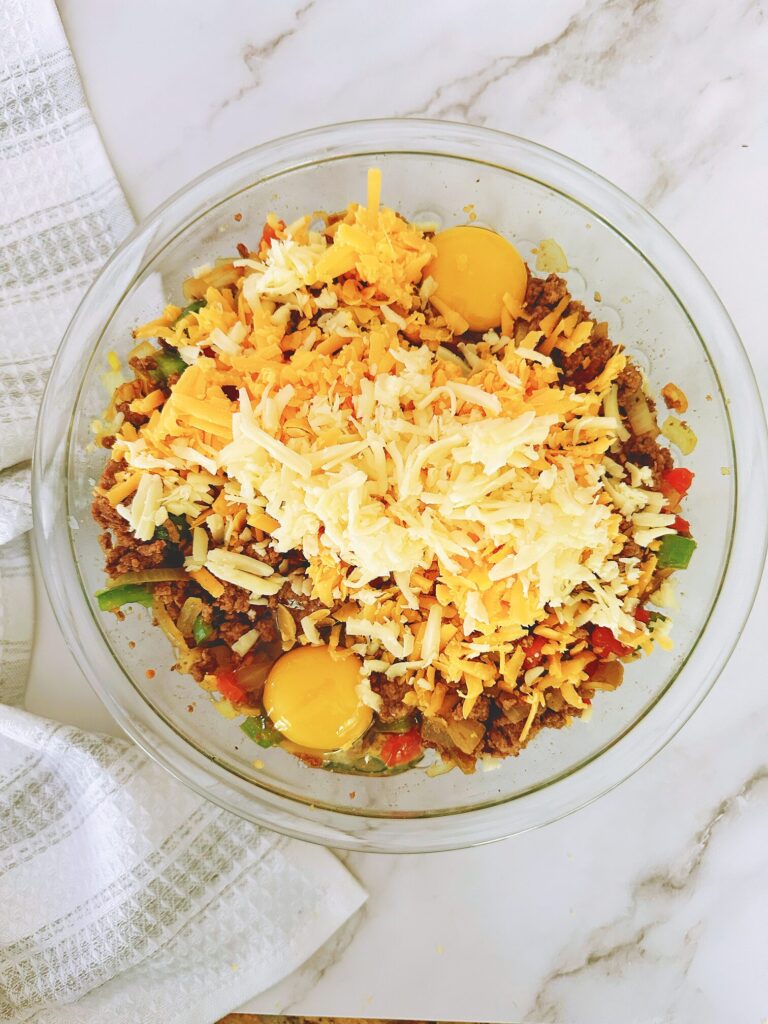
[105,187,680,726]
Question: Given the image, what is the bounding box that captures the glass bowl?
[33,119,768,853]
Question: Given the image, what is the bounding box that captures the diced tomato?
[522,634,547,670]
[673,515,690,534]
[259,218,285,250]
[634,607,651,624]
[215,668,246,704]
[661,467,694,497]
[591,625,632,658]
[381,728,423,768]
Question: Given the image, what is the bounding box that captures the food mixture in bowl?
[91,170,697,777]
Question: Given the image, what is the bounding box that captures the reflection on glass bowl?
[33,120,768,852]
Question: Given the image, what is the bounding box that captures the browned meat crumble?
[92,270,679,771]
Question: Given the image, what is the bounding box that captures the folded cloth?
[0,0,134,541]
[0,2,366,1021]
[0,706,365,1024]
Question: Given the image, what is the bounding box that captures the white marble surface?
[28,1,768,1020]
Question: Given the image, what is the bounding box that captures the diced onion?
[446,718,485,754]
[176,596,204,637]
[588,661,624,689]
[603,384,630,442]
[128,340,157,361]
[625,393,658,437]
[107,568,187,587]
[236,657,272,692]
[535,238,569,274]
[153,596,191,657]
[661,416,697,455]
[650,577,679,610]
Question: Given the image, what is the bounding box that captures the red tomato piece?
[591,626,632,658]
[634,607,651,624]
[522,634,547,670]
[661,467,694,497]
[259,218,285,250]
[216,668,246,704]
[673,515,690,534]
[381,729,423,768]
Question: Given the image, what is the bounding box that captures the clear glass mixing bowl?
[33,119,768,852]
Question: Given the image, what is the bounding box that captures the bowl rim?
[32,117,768,852]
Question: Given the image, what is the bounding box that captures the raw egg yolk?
[263,645,372,751]
[427,225,528,332]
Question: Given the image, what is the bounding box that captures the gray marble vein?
[404,0,658,121]
[525,766,768,1023]
[243,0,317,76]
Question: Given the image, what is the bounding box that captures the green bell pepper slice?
[240,714,283,749]
[322,751,422,776]
[96,583,153,612]
[192,614,213,645]
[657,534,696,569]
[152,350,187,380]
[155,513,190,543]
[173,299,206,325]
[376,714,417,734]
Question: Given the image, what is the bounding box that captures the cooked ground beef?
[92,266,683,774]
[620,432,673,488]
[129,355,159,378]
[249,608,278,645]
[616,362,643,403]
[115,401,150,429]
[251,546,309,575]
[104,536,167,575]
[539,706,575,731]
[448,690,490,723]
[483,719,529,758]
[94,477,177,575]
[211,601,277,647]
[525,272,567,324]
[189,648,220,683]
[558,337,615,390]
[216,581,253,616]
[216,616,260,649]
[619,518,644,560]
[370,674,412,723]
[480,701,575,757]
[249,544,284,568]
[151,581,189,621]
[93,493,127,534]
[97,458,123,489]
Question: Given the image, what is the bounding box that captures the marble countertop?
[31,1,768,1020]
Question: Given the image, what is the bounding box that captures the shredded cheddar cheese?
[101,178,677,724]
